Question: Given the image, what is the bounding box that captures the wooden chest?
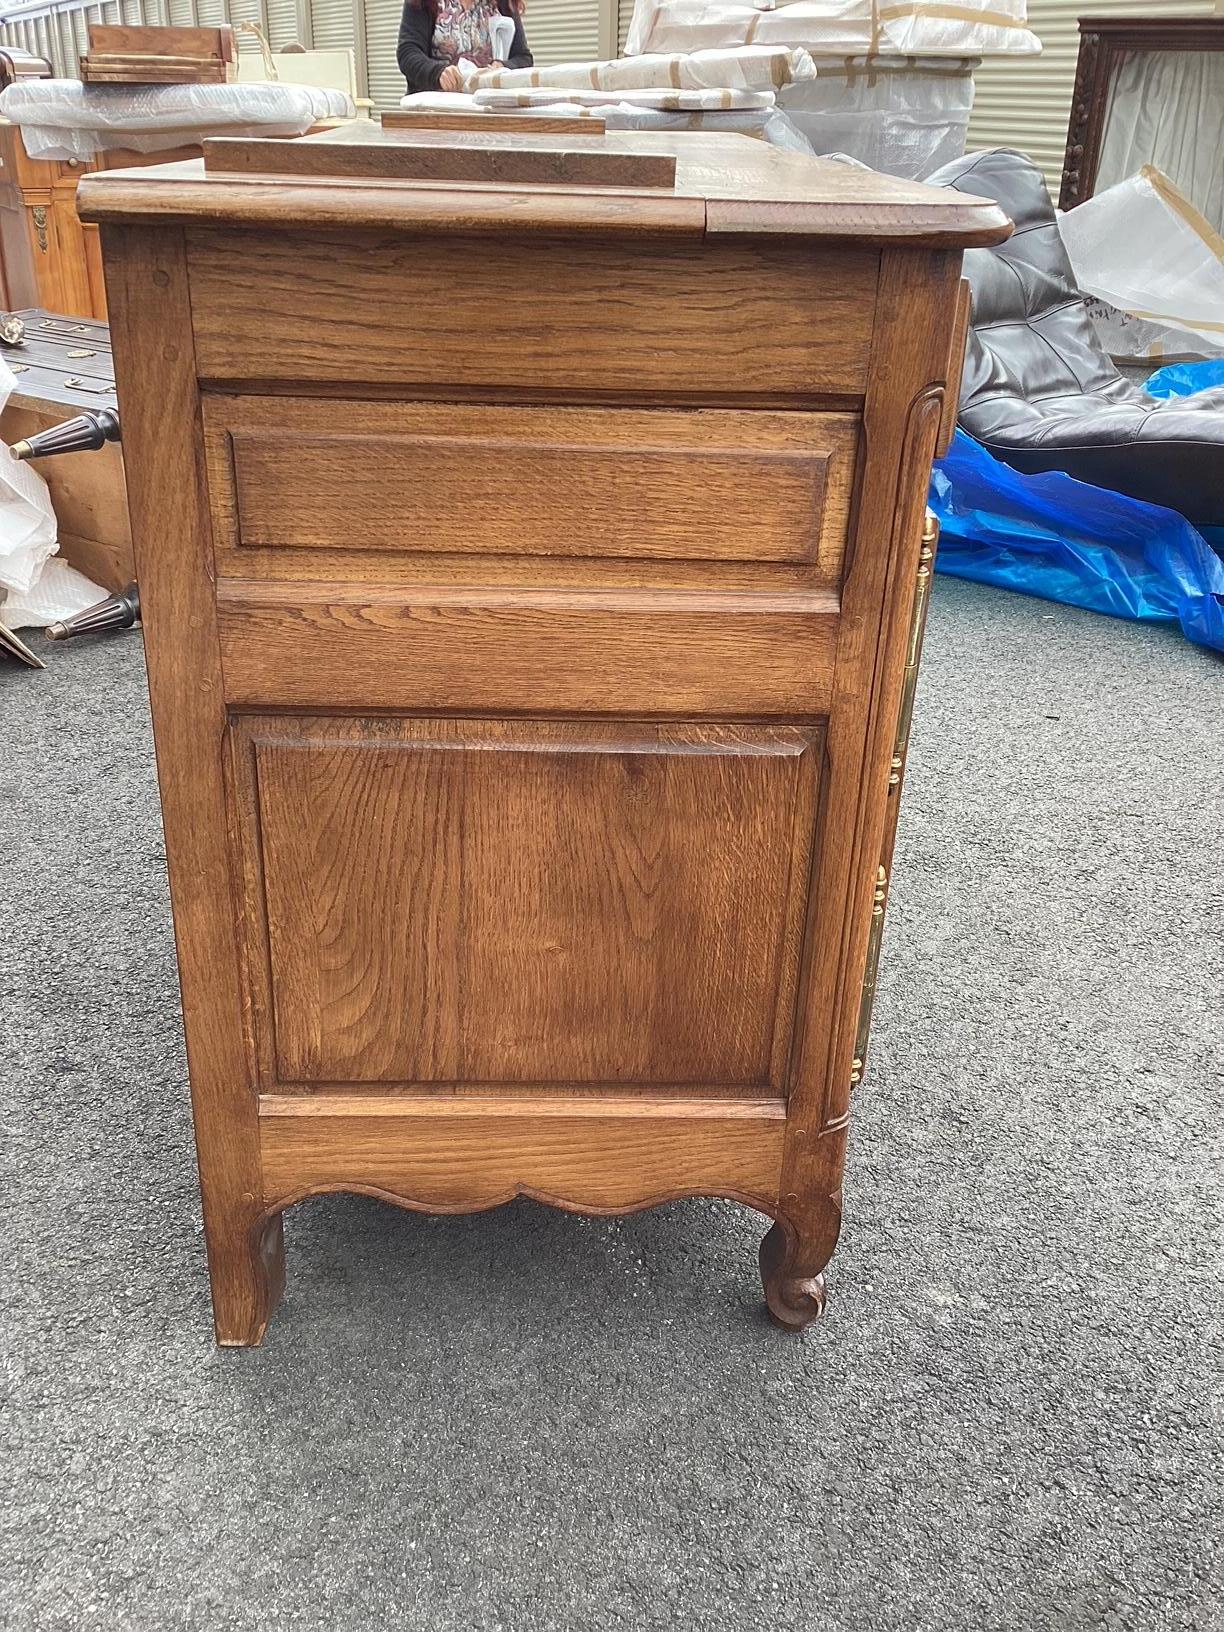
[79,128,1007,1343]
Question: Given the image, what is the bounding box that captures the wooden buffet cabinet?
[79,127,1007,1343]
[0,122,202,319]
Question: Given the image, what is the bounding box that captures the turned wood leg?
[759,1197,841,1334]
[205,1209,286,1347]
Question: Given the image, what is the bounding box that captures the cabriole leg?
[759,1196,842,1334]
[206,1209,285,1347]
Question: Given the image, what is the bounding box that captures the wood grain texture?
[258,1095,786,1216]
[215,582,840,715]
[202,396,858,576]
[233,717,821,1093]
[784,249,962,1162]
[204,133,676,190]
[98,223,282,1345]
[79,130,1012,245]
[87,23,235,58]
[185,228,877,398]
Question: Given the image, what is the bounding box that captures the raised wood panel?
[216,582,840,715]
[258,1094,787,1214]
[202,396,859,579]
[233,717,822,1095]
[185,228,878,398]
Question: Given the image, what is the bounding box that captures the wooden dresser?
[79,128,1007,1344]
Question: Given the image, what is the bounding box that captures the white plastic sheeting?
[1060,168,1224,361]
[1093,48,1224,235]
[0,358,58,603]
[473,84,776,108]
[1,557,108,632]
[0,80,355,161]
[401,87,815,149]
[623,0,1039,61]
[0,355,106,631]
[477,88,814,148]
[780,57,973,178]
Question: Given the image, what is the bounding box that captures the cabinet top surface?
[78,123,1011,246]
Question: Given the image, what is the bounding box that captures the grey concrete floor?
[1,575,1221,1631]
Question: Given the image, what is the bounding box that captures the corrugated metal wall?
[0,0,305,72]
[307,0,353,51]
[364,0,402,107]
[967,0,1224,196]
[524,0,604,65]
[617,0,631,53]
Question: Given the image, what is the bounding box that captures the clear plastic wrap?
[403,87,813,147]
[0,357,57,601]
[781,57,973,178]
[1079,297,1222,366]
[1059,167,1224,361]
[0,79,355,161]
[624,0,1038,61]
[464,46,818,94]
[472,85,776,109]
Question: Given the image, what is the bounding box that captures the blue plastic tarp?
[1143,360,1224,555]
[1145,359,1224,400]
[929,390,1224,654]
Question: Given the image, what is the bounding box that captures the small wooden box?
[78,128,1006,1343]
[81,24,236,85]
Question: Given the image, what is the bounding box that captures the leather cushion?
[926,148,1224,528]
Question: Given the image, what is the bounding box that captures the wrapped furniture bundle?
[400,86,815,149]
[780,55,974,177]
[0,79,355,161]
[463,45,818,93]
[624,0,1039,60]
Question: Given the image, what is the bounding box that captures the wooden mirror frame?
[1060,15,1224,211]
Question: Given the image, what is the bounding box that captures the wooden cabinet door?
[231,716,823,1098]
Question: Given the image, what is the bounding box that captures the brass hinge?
[850,864,889,1086]
[889,515,939,797]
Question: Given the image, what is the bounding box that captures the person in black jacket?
[397,0,532,94]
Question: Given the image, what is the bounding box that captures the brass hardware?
[849,1059,864,1087]
[31,205,47,254]
[851,866,889,1080]
[61,376,113,394]
[889,516,940,797]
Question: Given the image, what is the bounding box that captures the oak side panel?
[215,583,840,716]
[234,717,821,1095]
[185,228,878,397]
[774,250,962,1294]
[202,396,859,579]
[98,223,282,1345]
